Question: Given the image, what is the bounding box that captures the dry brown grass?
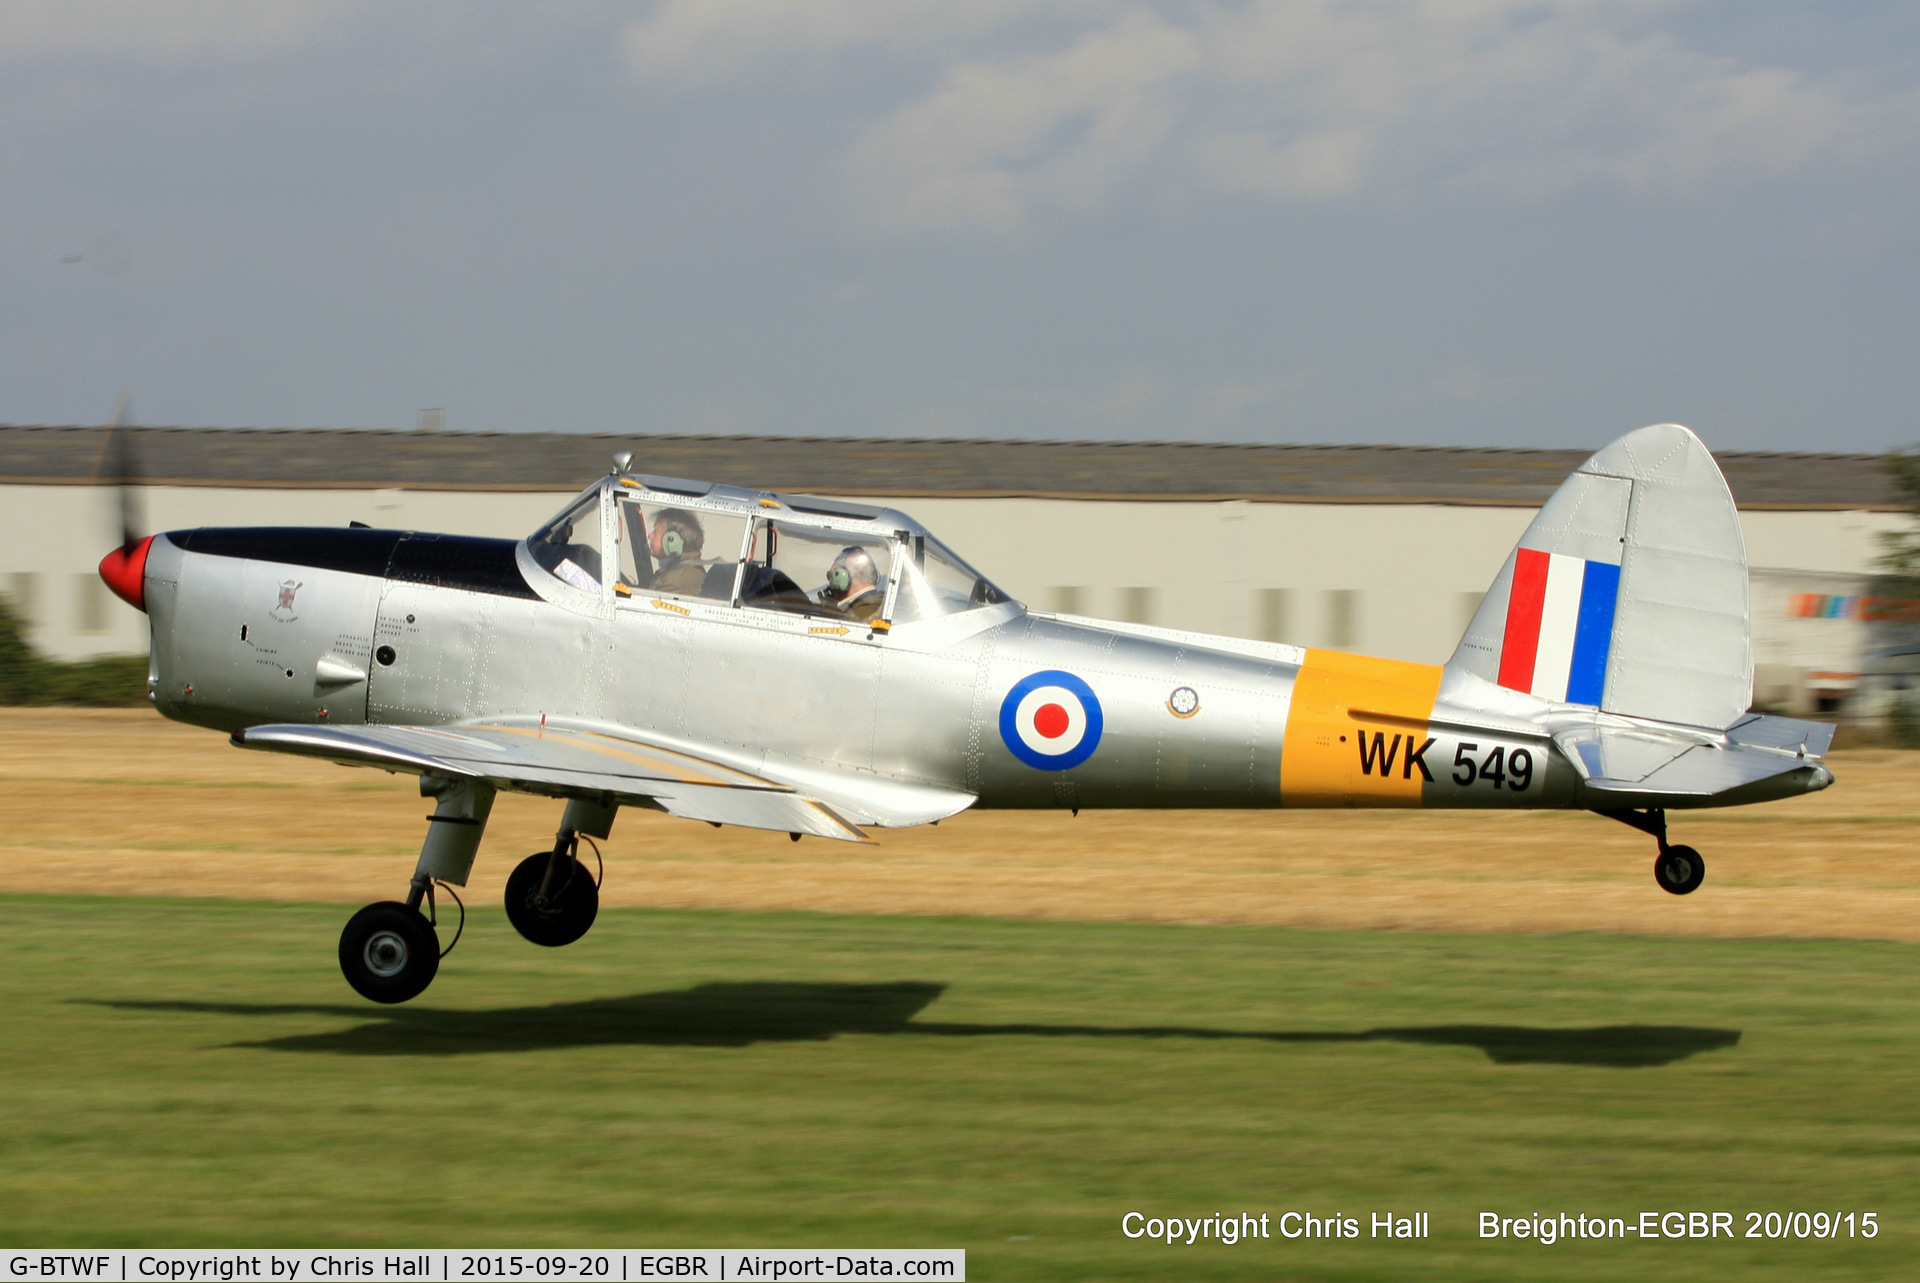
[3,708,1917,940]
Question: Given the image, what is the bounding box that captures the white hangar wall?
[2,483,1904,696]
[1,483,575,662]
[898,497,1537,659]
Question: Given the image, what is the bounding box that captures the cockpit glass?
[615,497,750,602]
[741,520,895,622]
[891,534,1012,621]
[529,491,604,593]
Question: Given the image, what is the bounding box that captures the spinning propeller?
[96,391,154,612]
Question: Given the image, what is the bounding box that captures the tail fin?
[1446,424,1751,729]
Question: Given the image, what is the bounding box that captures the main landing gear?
[336,779,620,1003]
[1599,808,1705,896]
[339,900,439,1004]
[505,832,601,947]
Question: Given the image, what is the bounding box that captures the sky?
[3,0,1919,452]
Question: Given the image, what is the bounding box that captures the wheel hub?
[363,929,410,977]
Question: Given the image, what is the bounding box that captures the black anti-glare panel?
[389,532,540,599]
[168,527,539,599]
[170,527,400,577]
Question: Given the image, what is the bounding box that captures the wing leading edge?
[231,719,974,843]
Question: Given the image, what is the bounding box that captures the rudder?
[1447,424,1750,729]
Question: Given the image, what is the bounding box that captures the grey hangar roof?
[0,424,1899,511]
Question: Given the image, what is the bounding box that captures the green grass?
[1,896,1915,1280]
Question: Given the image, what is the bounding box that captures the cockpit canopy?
[526,473,1015,626]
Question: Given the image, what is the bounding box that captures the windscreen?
[528,491,604,593]
[891,533,1012,622]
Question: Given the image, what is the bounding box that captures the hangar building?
[1,424,1908,717]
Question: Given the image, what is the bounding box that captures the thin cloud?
[844,9,1201,232]
[620,0,1062,86]
[0,0,353,63]
[623,0,1920,232]
[1195,128,1370,199]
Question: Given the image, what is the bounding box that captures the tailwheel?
[505,847,599,947]
[339,901,439,1003]
[1654,844,1705,896]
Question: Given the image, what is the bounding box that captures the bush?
[0,599,150,706]
[1888,695,1920,749]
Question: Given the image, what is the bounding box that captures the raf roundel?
[999,670,1104,771]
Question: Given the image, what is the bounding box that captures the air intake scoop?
[98,535,154,612]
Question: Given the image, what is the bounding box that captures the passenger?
[647,509,707,596]
[823,546,886,622]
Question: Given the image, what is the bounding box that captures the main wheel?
[1654,844,1705,896]
[339,901,439,1003]
[505,851,599,947]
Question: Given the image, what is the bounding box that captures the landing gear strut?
[338,775,495,1003]
[1599,808,1706,896]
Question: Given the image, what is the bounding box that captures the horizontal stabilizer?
[1554,713,1832,798]
[1581,744,1823,798]
[1725,712,1836,758]
[1551,724,1692,785]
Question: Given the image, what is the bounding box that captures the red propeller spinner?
[99,535,153,612]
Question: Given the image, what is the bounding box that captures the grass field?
[4,711,1917,1278]
[6,710,1920,942]
[2,894,1915,1280]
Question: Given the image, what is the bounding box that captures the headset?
[661,528,685,558]
[827,546,871,597]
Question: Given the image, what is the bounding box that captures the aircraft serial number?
[1353,732,1535,791]
[459,1258,611,1278]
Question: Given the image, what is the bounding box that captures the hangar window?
[615,498,749,602]
[529,492,605,593]
[741,520,895,623]
[890,534,1012,621]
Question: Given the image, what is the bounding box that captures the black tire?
[339,901,439,1003]
[1654,844,1705,896]
[504,851,599,947]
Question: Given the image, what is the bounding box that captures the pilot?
[647,509,707,595]
[822,546,886,622]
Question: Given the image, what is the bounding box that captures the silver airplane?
[97,423,1834,1003]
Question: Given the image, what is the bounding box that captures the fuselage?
[136,520,1742,817]
[109,459,1834,821]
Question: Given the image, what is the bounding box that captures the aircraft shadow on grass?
[88,983,1739,1068]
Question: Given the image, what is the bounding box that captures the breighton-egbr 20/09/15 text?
[1482,1211,1879,1241]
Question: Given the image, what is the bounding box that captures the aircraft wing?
[1551,713,1835,798]
[230,719,973,843]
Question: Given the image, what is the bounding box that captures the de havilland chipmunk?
[95,422,1834,1003]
